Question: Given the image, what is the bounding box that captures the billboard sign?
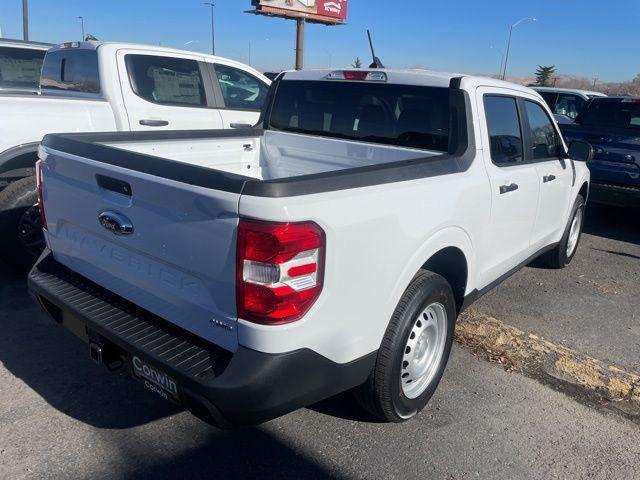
[251,0,348,23]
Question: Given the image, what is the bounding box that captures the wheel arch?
[391,226,475,316]
[0,143,40,177]
[421,246,468,312]
[578,180,589,203]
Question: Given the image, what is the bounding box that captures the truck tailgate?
[39,145,241,352]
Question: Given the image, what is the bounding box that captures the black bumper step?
[28,253,232,384]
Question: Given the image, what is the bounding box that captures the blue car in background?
[560,97,640,208]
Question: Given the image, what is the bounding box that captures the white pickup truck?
[0,40,270,268]
[28,69,592,427]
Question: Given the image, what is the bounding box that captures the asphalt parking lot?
[472,203,640,372]
[1,203,639,479]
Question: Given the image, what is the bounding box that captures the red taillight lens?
[236,219,325,325]
[343,71,369,81]
[35,159,47,230]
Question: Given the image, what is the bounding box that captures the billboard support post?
[295,18,305,70]
[22,0,29,41]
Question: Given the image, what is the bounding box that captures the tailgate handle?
[96,174,132,196]
[140,119,169,127]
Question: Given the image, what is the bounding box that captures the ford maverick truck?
[28,69,591,427]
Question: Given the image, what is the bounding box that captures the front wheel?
[540,194,585,269]
[355,270,456,422]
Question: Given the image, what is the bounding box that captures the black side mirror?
[567,140,594,162]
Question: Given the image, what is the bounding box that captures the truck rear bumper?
[589,182,640,209]
[28,251,376,427]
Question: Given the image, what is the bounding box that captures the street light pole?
[204,2,215,56]
[501,17,536,80]
[76,16,85,41]
[22,0,29,41]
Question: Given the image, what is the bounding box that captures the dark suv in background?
[560,97,640,208]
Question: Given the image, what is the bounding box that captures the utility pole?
[502,17,537,80]
[592,77,598,89]
[295,18,305,70]
[204,2,215,55]
[76,16,85,41]
[22,0,29,41]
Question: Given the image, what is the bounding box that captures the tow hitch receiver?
[89,340,124,371]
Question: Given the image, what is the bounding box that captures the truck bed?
[99,129,441,180]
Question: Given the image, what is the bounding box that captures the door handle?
[543,174,556,183]
[499,183,519,194]
[139,119,169,127]
[230,123,253,129]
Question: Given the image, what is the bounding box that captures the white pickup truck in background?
[29,69,592,427]
[0,40,270,269]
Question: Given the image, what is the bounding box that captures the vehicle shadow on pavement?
[583,203,640,246]
[118,427,347,480]
[0,264,181,429]
[307,391,384,423]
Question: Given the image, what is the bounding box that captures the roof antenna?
[367,29,385,69]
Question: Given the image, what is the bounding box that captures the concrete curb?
[456,309,640,420]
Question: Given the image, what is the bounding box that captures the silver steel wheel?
[400,302,448,399]
[566,208,583,258]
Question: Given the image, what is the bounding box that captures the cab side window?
[484,96,524,165]
[524,101,560,159]
[214,64,268,111]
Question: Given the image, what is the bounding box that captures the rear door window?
[0,46,46,90]
[484,96,524,165]
[213,64,268,111]
[269,80,451,151]
[524,101,560,159]
[126,54,207,107]
[40,49,100,94]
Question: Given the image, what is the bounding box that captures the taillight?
[236,219,325,325]
[36,159,47,230]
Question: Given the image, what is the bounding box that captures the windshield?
[269,80,451,151]
[0,46,46,91]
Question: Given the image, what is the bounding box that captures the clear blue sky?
[1,0,638,81]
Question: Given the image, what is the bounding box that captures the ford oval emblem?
[98,211,134,236]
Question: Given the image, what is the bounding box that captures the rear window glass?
[126,54,206,107]
[0,46,45,90]
[40,49,100,94]
[581,101,640,129]
[269,80,451,151]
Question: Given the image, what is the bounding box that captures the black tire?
[355,270,456,422]
[0,176,44,272]
[540,194,585,269]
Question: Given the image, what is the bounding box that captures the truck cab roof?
[0,38,52,50]
[279,68,542,97]
[532,86,607,99]
[47,41,269,81]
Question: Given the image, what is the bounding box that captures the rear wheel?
[355,270,456,422]
[0,176,45,272]
[540,194,585,269]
